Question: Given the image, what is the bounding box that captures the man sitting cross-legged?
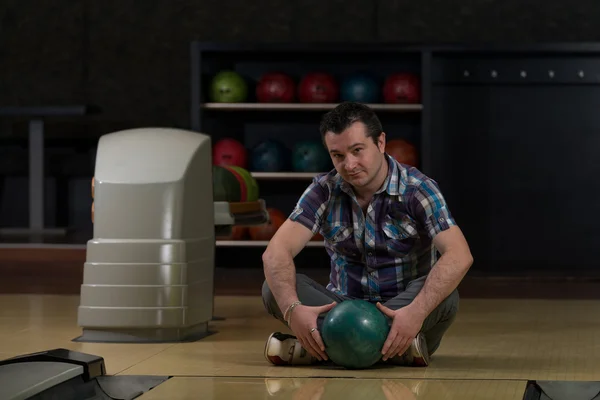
[261,102,473,367]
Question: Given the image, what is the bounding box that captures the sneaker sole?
[264,332,280,365]
[264,332,297,366]
[413,334,430,366]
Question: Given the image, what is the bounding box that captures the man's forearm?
[263,250,300,316]
[409,250,472,320]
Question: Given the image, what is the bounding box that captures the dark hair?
[319,102,383,145]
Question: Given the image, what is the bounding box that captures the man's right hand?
[288,302,337,361]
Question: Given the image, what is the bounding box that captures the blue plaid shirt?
[289,154,456,302]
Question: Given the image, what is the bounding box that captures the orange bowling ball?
[249,208,287,241]
[386,139,418,167]
[217,225,249,240]
[311,232,324,241]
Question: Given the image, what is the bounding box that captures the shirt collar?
[334,153,404,197]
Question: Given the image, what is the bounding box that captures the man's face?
[324,121,386,189]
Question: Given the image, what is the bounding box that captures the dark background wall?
[2,0,600,135]
[2,1,600,275]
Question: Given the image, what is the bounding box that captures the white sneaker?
[388,333,430,367]
[264,378,304,396]
[264,332,316,366]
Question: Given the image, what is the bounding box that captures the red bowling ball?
[213,138,248,169]
[383,73,420,104]
[256,72,295,103]
[298,72,338,103]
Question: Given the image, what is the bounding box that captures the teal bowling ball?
[292,140,331,172]
[340,73,380,103]
[321,299,391,369]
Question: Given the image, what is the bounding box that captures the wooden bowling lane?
[120,295,600,382]
[1,293,600,397]
[138,377,527,400]
[0,294,176,375]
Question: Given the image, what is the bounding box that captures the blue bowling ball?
[340,73,380,103]
[250,139,289,172]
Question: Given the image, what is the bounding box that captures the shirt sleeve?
[288,177,330,235]
[409,178,456,239]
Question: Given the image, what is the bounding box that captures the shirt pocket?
[322,224,353,242]
[382,214,418,256]
[321,224,355,257]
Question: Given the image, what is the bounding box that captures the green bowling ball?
[212,165,242,202]
[209,71,248,103]
[321,299,390,369]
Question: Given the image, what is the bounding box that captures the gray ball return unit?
[0,348,170,399]
[74,127,267,343]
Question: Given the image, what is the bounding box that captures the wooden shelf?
[216,240,325,247]
[201,103,422,112]
[250,172,324,180]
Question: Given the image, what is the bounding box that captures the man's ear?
[378,131,387,153]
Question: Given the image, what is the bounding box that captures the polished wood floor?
[141,377,528,399]
[0,293,598,399]
[0,246,599,398]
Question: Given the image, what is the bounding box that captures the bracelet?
[284,301,301,322]
[284,301,302,324]
[286,302,301,326]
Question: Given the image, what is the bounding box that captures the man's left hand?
[376,303,425,361]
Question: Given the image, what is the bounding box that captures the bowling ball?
[386,139,418,167]
[209,71,248,103]
[212,165,242,202]
[229,166,260,202]
[298,73,338,103]
[250,140,289,172]
[383,73,420,104]
[216,225,248,240]
[321,299,390,369]
[310,232,324,241]
[213,138,248,168]
[292,140,332,172]
[223,166,248,202]
[256,72,295,103]
[248,208,287,240]
[340,73,380,103]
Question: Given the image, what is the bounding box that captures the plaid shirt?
[289,154,456,302]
